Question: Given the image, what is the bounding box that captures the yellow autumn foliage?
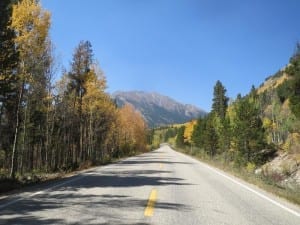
[82,65,107,113]
[184,120,197,143]
[257,73,289,94]
[11,0,51,57]
[118,104,147,152]
[262,117,272,129]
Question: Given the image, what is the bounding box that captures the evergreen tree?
[288,43,300,118]
[164,128,176,142]
[68,40,94,100]
[176,126,185,147]
[192,117,205,148]
[0,0,18,98]
[231,93,266,164]
[202,114,218,158]
[214,114,231,156]
[67,40,94,164]
[212,80,228,119]
[277,43,300,118]
[0,0,19,175]
[211,80,229,154]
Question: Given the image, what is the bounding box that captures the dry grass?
[257,73,289,94]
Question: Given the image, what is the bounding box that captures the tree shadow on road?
[61,173,191,190]
[0,154,194,224]
[0,191,191,225]
[117,159,194,166]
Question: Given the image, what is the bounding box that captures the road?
[0,145,299,225]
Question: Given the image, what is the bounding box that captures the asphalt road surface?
[0,145,299,225]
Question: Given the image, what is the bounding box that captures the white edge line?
[176,149,300,218]
[0,162,117,210]
[0,198,21,211]
[204,163,300,217]
[0,174,86,210]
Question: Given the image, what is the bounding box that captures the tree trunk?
[10,82,24,178]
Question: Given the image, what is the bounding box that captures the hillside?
[255,61,300,191]
[257,71,289,94]
[113,91,206,127]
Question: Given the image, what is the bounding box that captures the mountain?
[112,91,206,127]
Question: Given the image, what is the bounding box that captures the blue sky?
[41,0,300,111]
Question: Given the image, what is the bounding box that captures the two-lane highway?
[0,146,299,224]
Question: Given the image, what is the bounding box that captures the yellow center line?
[144,189,157,217]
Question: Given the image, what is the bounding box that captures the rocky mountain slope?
[113,91,206,127]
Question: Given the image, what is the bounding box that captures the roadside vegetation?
[150,44,300,204]
[0,0,148,192]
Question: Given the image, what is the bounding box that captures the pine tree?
[192,117,204,148]
[211,80,229,154]
[0,0,19,176]
[0,0,18,99]
[231,92,266,165]
[176,126,185,147]
[202,114,218,158]
[277,43,300,118]
[212,80,228,119]
[67,40,94,164]
[288,43,300,118]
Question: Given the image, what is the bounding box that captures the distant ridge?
[112,91,206,127]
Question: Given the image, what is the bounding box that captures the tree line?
[0,0,147,179]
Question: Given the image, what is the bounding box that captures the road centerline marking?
[144,189,157,217]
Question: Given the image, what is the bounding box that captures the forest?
[0,0,148,183]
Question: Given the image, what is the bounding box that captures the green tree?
[192,117,205,148]
[202,114,218,158]
[0,0,18,100]
[214,114,231,157]
[192,115,218,157]
[67,40,94,164]
[176,126,185,148]
[231,92,266,165]
[212,80,228,120]
[279,43,300,118]
[0,0,19,174]
[211,80,229,154]
[164,128,176,142]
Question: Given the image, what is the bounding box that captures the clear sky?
[41,0,300,112]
